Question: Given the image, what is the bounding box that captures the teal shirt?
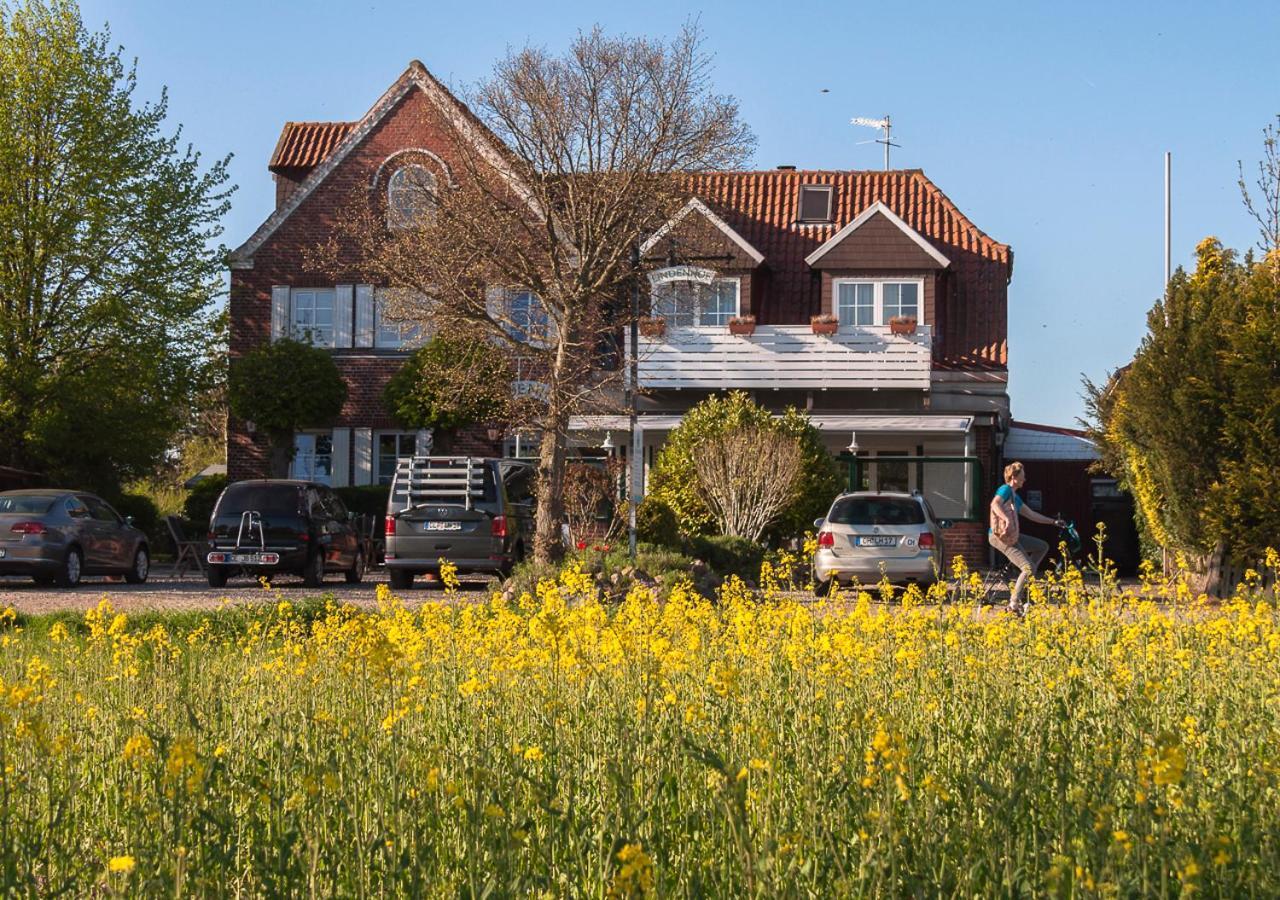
[989,483,1023,534]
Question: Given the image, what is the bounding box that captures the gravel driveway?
[0,567,494,614]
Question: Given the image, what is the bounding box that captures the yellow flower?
[523,745,544,762]
[108,855,136,874]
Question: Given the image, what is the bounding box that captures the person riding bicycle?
[989,461,1064,614]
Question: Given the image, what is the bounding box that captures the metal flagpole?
[628,242,640,560]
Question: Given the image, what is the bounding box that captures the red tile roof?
[681,169,1011,366]
[269,121,356,172]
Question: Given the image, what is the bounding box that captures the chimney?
[776,165,796,171]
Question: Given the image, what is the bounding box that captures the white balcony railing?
[631,324,932,391]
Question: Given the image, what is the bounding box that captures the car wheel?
[125,546,150,584]
[388,568,414,590]
[55,546,83,588]
[302,550,325,588]
[345,551,365,584]
[207,566,229,588]
[813,575,834,598]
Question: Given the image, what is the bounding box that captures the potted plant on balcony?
[728,314,756,336]
[810,313,839,336]
[888,315,918,335]
[638,316,666,338]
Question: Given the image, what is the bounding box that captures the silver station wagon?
[812,492,948,595]
[0,490,150,587]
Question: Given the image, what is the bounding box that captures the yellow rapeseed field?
[2,550,1279,897]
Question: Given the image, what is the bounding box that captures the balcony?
[630,324,933,391]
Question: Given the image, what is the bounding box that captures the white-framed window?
[387,165,437,229]
[375,432,418,485]
[292,288,335,347]
[833,279,922,326]
[291,433,333,485]
[374,295,424,349]
[504,290,551,345]
[650,278,739,327]
[835,282,874,326]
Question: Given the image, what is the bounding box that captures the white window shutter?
[334,284,354,348]
[353,428,373,486]
[271,286,290,341]
[415,428,433,456]
[330,428,351,487]
[355,285,375,348]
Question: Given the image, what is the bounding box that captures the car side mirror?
[938,519,954,529]
[813,518,825,530]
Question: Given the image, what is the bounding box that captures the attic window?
[387,165,437,229]
[797,185,833,223]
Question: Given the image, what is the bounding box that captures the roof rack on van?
[390,456,487,511]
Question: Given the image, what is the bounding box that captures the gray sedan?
[0,490,150,587]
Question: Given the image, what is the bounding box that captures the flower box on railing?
[638,316,666,338]
[728,315,756,336]
[810,314,839,336]
[889,316,918,335]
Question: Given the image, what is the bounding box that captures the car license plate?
[855,536,898,547]
[424,521,462,532]
[208,551,280,565]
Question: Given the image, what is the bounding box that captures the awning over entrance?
[570,413,973,433]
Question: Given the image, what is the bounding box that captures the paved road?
[0,567,495,614]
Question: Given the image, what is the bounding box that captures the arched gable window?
[387,164,437,229]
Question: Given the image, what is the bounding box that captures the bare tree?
[320,26,753,563]
[693,427,803,541]
[1238,114,1280,270]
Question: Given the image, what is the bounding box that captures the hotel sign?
[648,265,717,287]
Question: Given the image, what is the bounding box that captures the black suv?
[384,457,535,589]
[205,480,364,588]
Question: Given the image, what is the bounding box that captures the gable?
[641,198,763,268]
[231,60,517,269]
[805,202,950,270]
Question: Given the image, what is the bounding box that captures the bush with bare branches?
[692,426,803,541]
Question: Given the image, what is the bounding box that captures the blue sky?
[81,0,1280,426]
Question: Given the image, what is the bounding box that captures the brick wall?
[228,86,481,482]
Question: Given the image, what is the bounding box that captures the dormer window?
[797,185,834,223]
[387,164,437,229]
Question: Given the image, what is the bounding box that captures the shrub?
[334,485,391,517]
[644,391,840,543]
[183,474,227,529]
[110,492,161,549]
[686,534,764,582]
[228,340,346,473]
[384,336,513,432]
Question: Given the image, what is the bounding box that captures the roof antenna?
[851,116,899,170]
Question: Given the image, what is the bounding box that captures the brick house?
[228,61,1015,562]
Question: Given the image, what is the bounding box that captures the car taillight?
[491,515,508,538]
[817,530,834,548]
[385,515,396,536]
[10,521,47,535]
[919,532,935,549]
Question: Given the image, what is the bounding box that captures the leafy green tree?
[383,335,513,445]
[1086,238,1280,569]
[642,391,840,543]
[227,339,346,476]
[0,0,232,491]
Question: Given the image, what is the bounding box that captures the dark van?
[205,480,364,588]
[383,457,534,589]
